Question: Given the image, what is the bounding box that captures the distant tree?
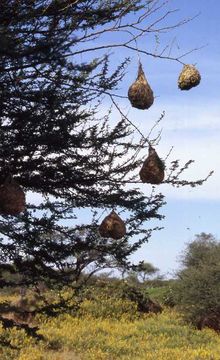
[175,233,220,331]
[135,261,159,282]
[124,261,160,286]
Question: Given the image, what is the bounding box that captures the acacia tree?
[136,261,159,282]
[0,0,212,317]
[122,261,159,285]
[175,233,220,331]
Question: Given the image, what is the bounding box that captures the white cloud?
[109,101,220,201]
[132,102,220,132]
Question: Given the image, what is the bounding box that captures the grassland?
[1,289,220,360]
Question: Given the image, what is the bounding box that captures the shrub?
[81,280,162,316]
[174,233,220,331]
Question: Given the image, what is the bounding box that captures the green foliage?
[131,261,159,282]
[38,310,220,360]
[180,233,219,268]
[80,278,163,317]
[2,307,220,360]
[143,279,177,307]
[174,233,220,330]
[1,286,220,359]
[0,0,171,294]
[0,1,213,332]
[148,286,168,302]
[78,296,138,321]
[162,286,177,307]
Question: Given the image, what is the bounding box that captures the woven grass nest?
[139,147,165,185]
[0,174,25,215]
[99,210,126,240]
[128,62,154,110]
[178,64,201,90]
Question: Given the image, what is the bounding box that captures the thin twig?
[109,94,150,145]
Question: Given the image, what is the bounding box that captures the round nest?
[99,210,126,240]
[178,64,201,90]
[139,147,165,185]
[128,63,154,110]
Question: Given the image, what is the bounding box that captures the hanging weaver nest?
[139,147,165,184]
[178,64,201,90]
[0,174,25,215]
[99,210,126,240]
[128,62,154,110]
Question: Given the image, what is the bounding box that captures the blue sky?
[28,1,220,277]
[126,0,220,276]
[103,0,220,276]
[80,0,220,276]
